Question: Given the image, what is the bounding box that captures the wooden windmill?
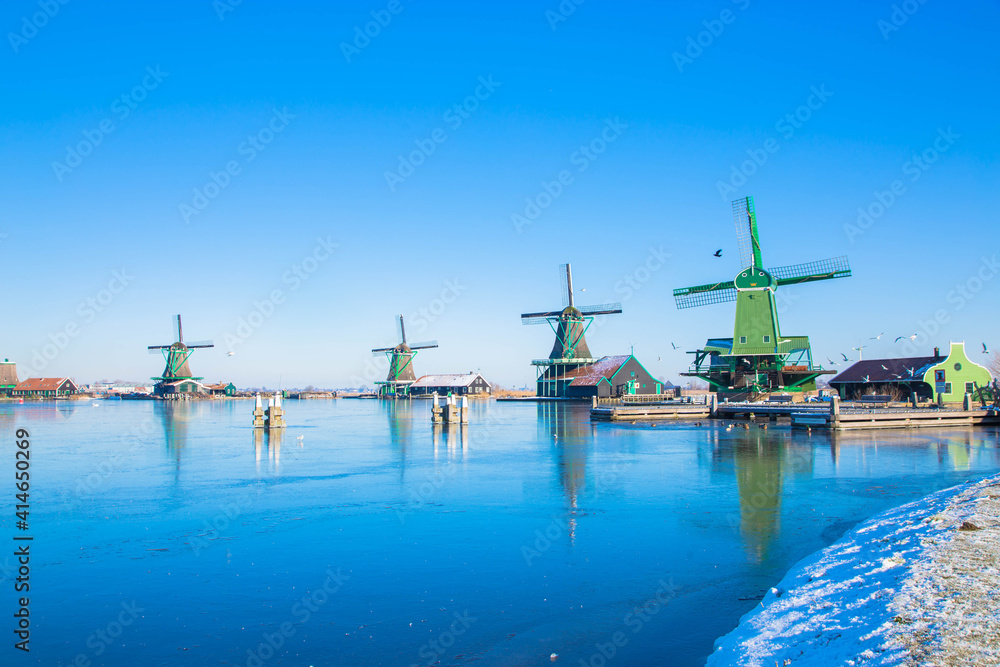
[371,315,438,399]
[148,314,214,395]
[521,263,622,397]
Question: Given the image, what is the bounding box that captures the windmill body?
[148,315,214,396]
[672,197,851,397]
[372,315,438,399]
[522,263,622,397]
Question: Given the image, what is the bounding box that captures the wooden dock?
[590,394,1000,430]
[590,396,712,422]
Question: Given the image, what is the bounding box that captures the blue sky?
[2,0,998,388]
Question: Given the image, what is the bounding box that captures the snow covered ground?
[708,473,1000,666]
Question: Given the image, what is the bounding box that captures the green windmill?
[372,315,438,399]
[673,196,851,397]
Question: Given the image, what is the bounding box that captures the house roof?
[412,373,490,388]
[830,356,937,385]
[14,377,76,391]
[559,355,631,387]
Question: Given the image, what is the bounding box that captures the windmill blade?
[396,314,406,345]
[673,282,738,309]
[174,314,183,343]
[148,346,169,354]
[371,347,395,355]
[186,341,215,348]
[521,310,562,324]
[578,303,622,316]
[559,263,570,308]
[732,196,761,269]
[409,341,438,350]
[770,256,851,286]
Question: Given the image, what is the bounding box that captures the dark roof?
[560,355,631,387]
[830,357,936,384]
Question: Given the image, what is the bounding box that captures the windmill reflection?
[538,402,595,545]
[730,428,815,564]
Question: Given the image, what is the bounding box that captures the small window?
[739,336,747,344]
[965,382,974,394]
[763,335,770,343]
[954,363,962,371]
[630,371,635,377]
[944,382,952,394]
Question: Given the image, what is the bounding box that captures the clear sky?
[2,0,998,388]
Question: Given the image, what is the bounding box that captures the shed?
[409,373,492,396]
[549,355,661,399]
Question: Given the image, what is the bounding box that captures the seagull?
[713,249,723,257]
[909,334,918,340]
[907,367,915,377]
[227,351,235,357]
[894,336,905,343]
[657,356,662,361]
[671,342,679,350]
[871,332,884,340]
[841,353,849,362]
[983,343,990,354]
[881,364,889,371]
[862,375,870,383]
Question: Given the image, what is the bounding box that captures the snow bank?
[707,473,1000,666]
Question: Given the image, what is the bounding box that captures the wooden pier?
[590,395,713,422]
[590,393,1000,430]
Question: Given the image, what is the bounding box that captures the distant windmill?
[521,263,622,397]
[148,314,214,395]
[371,315,437,399]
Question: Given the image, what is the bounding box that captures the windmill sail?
[769,256,851,286]
[732,196,762,269]
[673,282,738,309]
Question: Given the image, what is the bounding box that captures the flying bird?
[907,367,915,377]
[881,364,889,371]
[894,336,905,342]
[713,249,722,257]
[657,356,662,361]
[671,342,679,350]
[871,332,884,340]
[862,375,870,383]
[909,334,917,340]
[841,353,849,362]
[983,343,989,354]
[227,351,235,357]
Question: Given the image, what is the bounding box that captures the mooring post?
[592,396,597,409]
[461,395,469,424]
[709,393,718,418]
[431,393,442,424]
[830,395,840,427]
[937,392,944,408]
[963,392,971,412]
[910,390,917,409]
[252,393,265,428]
